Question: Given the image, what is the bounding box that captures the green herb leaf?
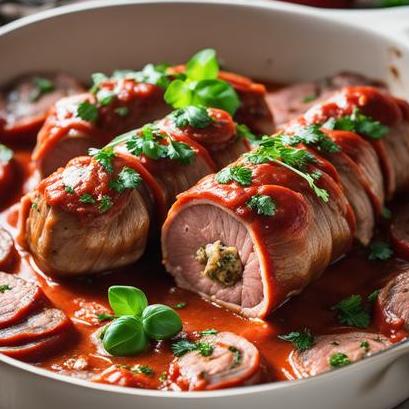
[172,106,213,129]
[382,207,392,220]
[110,167,142,193]
[0,284,11,293]
[360,340,370,353]
[368,289,380,304]
[79,194,96,204]
[97,313,115,322]
[126,124,167,160]
[131,364,154,376]
[108,286,148,317]
[99,195,113,213]
[0,144,13,163]
[236,123,258,142]
[199,329,218,336]
[196,342,214,357]
[332,295,370,328]
[186,49,219,81]
[368,241,393,261]
[77,101,99,122]
[64,185,75,194]
[164,79,193,109]
[174,302,187,309]
[102,316,148,356]
[247,194,277,216]
[278,329,315,351]
[30,77,55,102]
[89,147,115,173]
[228,346,242,368]
[216,165,252,186]
[329,352,351,368]
[142,304,182,340]
[166,139,195,165]
[171,339,198,357]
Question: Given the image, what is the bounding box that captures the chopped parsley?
[97,313,115,322]
[368,289,380,304]
[64,185,75,194]
[228,346,242,368]
[131,364,154,376]
[159,371,168,382]
[329,352,351,368]
[236,123,258,142]
[382,207,392,220]
[77,101,99,122]
[199,329,218,336]
[323,108,389,140]
[303,95,317,103]
[173,302,187,309]
[79,194,96,204]
[368,241,393,261]
[115,106,129,117]
[216,165,252,186]
[99,195,113,213]
[0,144,13,163]
[278,329,315,351]
[246,194,277,216]
[166,139,196,165]
[109,167,142,193]
[360,340,370,353]
[245,135,329,202]
[332,295,370,328]
[283,124,341,154]
[0,285,11,293]
[172,106,213,129]
[30,77,55,102]
[171,339,214,357]
[89,147,115,173]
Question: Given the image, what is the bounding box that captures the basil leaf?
[108,286,148,317]
[164,79,193,108]
[142,304,182,340]
[186,48,219,81]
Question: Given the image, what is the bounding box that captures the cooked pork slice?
[390,202,409,260]
[0,272,42,328]
[0,228,16,270]
[0,308,71,346]
[168,332,261,391]
[19,157,151,276]
[378,270,409,330]
[0,73,84,144]
[267,72,384,126]
[291,332,391,378]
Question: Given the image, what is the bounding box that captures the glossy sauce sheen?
[1,84,408,388]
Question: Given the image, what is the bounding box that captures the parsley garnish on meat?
[89,147,115,173]
[329,352,351,368]
[216,165,252,186]
[323,108,389,140]
[173,302,187,309]
[236,123,258,142]
[166,139,196,165]
[368,241,393,261]
[382,207,392,220]
[278,329,315,351]
[131,365,154,376]
[112,64,171,89]
[77,101,99,122]
[245,135,329,202]
[332,295,370,328]
[0,285,11,293]
[79,194,96,204]
[246,194,277,216]
[0,144,13,163]
[109,167,142,193]
[64,186,75,194]
[99,195,113,213]
[30,77,55,102]
[172,106,213,129]
[283,124,341,154]
[199,329,218,336]
[228,346,242,368]
[360,340,370,353]
[171,339,214,357]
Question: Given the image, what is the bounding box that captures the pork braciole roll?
[18,106,250,276]
[162,86,409,319]
[33,49,274,178]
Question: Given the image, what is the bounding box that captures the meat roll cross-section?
[19,107,250,275]
[290,332,391,378]
[390,202,409,260]
[0,73,84,144]
[162,87,409,318]
[168,332,261,391]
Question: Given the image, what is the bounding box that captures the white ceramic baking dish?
[0,1,409,408]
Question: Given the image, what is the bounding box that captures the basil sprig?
[164,49,240,116]
[102,286,182,356]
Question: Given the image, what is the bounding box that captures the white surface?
[0,1,409,408]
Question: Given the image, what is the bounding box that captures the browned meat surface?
[0,272,42,328]
[0,227,15,270]
[378,270,409,330]
[266,72,385,126]
[168,332,261,391]
[0,308,71,346]
[0,73,84,144]
[0,144,17,202]
[291,332,391,378]
[390,201,409,260]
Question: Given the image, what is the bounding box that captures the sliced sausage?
[378,270,409,330]
[0,227,16,270]
[390,202,409,260]
[291,332,391,378]
[0,272,42,328]
[0,73,84,144]
[168,332,261,391]
[0,308,71,346]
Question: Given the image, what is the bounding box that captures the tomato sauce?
[0,84,408,389]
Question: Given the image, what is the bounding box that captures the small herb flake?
[97,313,115,322]
[89,147,115,173]
[360,340,370,353]
[109,167,142,193]
[171,339,214,357]
[0,285,11,293]
[368,241,393,261]
[174,302,187,309]
[99,195,113,213]
[368,289,380,304]
[64,185,75,194]
[278,329,315,351]
[77,101,99,122]
[79,194,96,204]
[30,77,55,102]
[303,95,317,103]
[332,295,370,328]
[200,329,218,336]
[172,106,213,129]
[329,352,351,368]
[131,365,154,376]
[246,194,277,217]
[228,346,242,368]
[216,165,252,186]
[115,106,129,117]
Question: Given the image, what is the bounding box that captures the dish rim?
[0,0,409,398]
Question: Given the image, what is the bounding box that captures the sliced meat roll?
[168,332,261,391]
[390,202,409,260]
[0,73,84,144]
[0,272,42,328]
[19,109,249,276]
[377,270,409,331]
[291,332,391,378]
[266,72,384,126]
[162,152,354,318]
